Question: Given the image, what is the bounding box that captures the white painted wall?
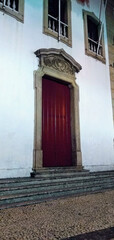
[0,0,113,178]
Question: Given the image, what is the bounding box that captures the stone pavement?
[0,190,114,240]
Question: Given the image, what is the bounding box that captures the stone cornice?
[34,48,82,73]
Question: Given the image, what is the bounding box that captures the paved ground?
[0,190,114,240]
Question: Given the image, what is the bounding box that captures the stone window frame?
[83,10,106,63]
[32,48,82,173]
[43,0,72,47]
[0,0,24,22]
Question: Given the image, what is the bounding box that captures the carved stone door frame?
[33,48,82,171]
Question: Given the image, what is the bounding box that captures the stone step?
[0,181,113,202]
[32,167,86,172]
[0,176,113,199]
[31,168,89,177]
[0,170,114,209]
[0,177,114,196]
[32,168,114,174]
[31,170,114,178]
[0,173,89,185]
[0,170,114,184]
[0,172,114,189]
[0,182,113,209]
[0,170,114,183]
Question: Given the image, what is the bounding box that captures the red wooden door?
[42,78,72,167]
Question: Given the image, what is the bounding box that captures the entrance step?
[31,167,89,178]
[0,169,114,209]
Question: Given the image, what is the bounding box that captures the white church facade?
[0,0,114,178]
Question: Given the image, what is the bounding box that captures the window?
[83,10,106,63]
[43,0,72,47]
[0,0,24,22]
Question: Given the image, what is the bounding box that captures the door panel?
[42,78,72,167]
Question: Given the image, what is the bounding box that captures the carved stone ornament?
[44,55,75,75]
[34,48,82,74]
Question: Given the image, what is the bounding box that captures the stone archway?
[33,48,82,171]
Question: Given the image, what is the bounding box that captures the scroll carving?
[43,56,75,75]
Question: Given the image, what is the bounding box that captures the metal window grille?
[87,16,103,56]
[0,0,19,12]
[48,0,68,39]
[88,37,103,56]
